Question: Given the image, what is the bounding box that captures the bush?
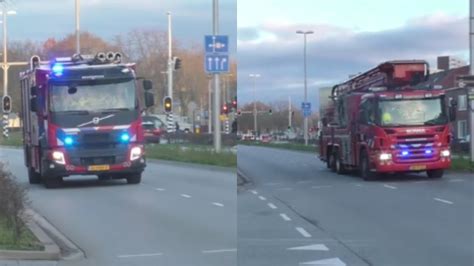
[0,163,28,242]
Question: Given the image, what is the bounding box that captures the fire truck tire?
[360,152,377,181]
[329,152,337,172]
[126,173,142,184]
[28,168,42,184]
[44,177,63,189]
[427,169,444,179]
[335,155,346,175]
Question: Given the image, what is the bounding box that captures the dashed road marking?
[383,184,397,190]
[296,180,312,184]
[296,227,312,238]
[287,244,329,251]
[202,248,237,254]
[250,190,258,195]
[280,213,291,221]
[354,183,363,187]
[155,188,165,191]
[181,194,192,198]
[311,185,332,189]
[118,253,163,258]
[448,179,465,182]
[268,203,277,209]
[212,202,224,207]
[434,197,453,205]
[258,196,267,201]
[413,181,428,184]
[300,257,346,265]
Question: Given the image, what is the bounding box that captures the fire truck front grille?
[394,134,437,162]
[80,156,115,165]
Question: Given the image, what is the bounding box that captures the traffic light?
[174,57,182,70]
[222,103,229,114]
[269,108,272,115]
[232,98,237,109]
[2,95,11,113]
[163,96,172,113]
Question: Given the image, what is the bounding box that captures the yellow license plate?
[88,165,110,171]
[409,165,426,171]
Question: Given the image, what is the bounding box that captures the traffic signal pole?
[166,11,175,133]
[470,0,474,162]
[212,0,222,153]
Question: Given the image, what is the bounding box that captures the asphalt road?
[238,145,474,266]
[0,147,236,266]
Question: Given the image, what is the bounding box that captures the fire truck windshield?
[377,97,447,127]
[49,79,136,113]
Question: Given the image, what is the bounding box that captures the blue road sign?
[205,54,229,73]
[205,35,229,53]
[301,102,312,117]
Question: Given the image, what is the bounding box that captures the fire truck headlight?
[130,146,142,161]
[441,150,450,157]
[379,152,392,161]
[52,151,66,165]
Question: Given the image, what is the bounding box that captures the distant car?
[261,134,272,143]
[142,115,166,143]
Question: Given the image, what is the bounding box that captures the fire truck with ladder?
[20,52,155,188]
[319,60,456,180]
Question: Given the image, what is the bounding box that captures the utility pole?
[212,0,221,152]
[470,0,474,162]
[166,11,175,133]
[75,0,80,54]
[288,96,292,129]
[296,30,313,146]
[249,74,260,135]
[208,75,212,134]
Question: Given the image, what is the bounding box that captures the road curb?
[147,158,236,173]
[26,209,85,261]
[0,210,60,260]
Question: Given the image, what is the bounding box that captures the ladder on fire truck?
[331,60,430,99]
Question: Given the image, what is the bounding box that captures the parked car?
[261,134,272,143]
[142,115,166,143]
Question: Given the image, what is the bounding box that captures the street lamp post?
[75,0,80,54]
[249,74,260,136]
[296,30,313,146]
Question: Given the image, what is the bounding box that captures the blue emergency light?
[425,149,432,155]
[401,150,409,156]
[64,136,74,146]
[120,133,130,142]
[52,63,64,76]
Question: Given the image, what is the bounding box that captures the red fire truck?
[20,53,155,188]
[319,60,456,180]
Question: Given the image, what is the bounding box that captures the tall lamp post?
[296,30,313,146]
[249,74,260,135]
[75,0,80,54]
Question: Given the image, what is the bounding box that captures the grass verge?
[146,144,236,168]
[238,141,317,153]
[0,217,43,251]
[0,131,22,147]
[451,155,474,172]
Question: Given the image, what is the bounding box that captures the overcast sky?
[237,0,469,108]
[7,0,236,53]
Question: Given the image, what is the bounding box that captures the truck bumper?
[372,157,451,173]
[42,157,146,178]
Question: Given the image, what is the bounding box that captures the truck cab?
[20,53,155,188]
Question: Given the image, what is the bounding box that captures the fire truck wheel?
[360,152,377,181]
[28,168,42,184]
[335,155,346,175]
[329,152,337,172]
[44,177,63,189]
[126,173,142,184]
[427,169,444,179]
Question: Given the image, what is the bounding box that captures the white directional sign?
[205,54,229,73]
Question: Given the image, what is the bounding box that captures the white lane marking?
[202,248,237,254]
[258,196,266,201]
[296,180,312,184]
[434,197,454,205]
[180,194,192,198]
[448,179,464,182]
[288,244,329,251]
[383,184,397,190]
[413,181,428,184]
[118,253,163,258]
[311,185,332,189]
[250,190,258,195]
[155,188,165,191]
[280,213,291,221]
[354,183,363,187]
[300,257,346,265]
[296,227,312,238]
[212,202,224,207]
[268,203,277,209]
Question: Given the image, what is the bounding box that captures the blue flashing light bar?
[425,150,432,155]
[401,151,409,156]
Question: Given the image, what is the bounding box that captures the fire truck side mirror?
[30,97,38,112]
[143,80,153,91]
[30,86,38,97]
[448,99,457,121]
[144,92,155,108]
